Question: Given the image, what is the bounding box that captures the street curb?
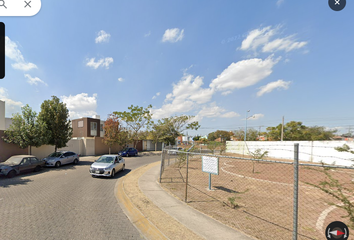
[115,163,167,240]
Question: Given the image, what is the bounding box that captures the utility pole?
[281,116,284,141]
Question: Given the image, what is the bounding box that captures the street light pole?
[244,110,250,141]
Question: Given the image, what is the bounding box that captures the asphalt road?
[0,155,161,240]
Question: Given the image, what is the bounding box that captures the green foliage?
[266,121,336,141]
[335,144,354,155]
[306,166,354,230]
[227,196,240,209]
[208,130,233,142]
[155,115,200,145]
[2,104,49,154]
[219,143,227,155]
[250,148,269,174]
[193,135,201,141]
[37,96,72,152]
[103,114,128,153]
[233,128,259,141]
[207,141,221,154]
[114,105,153,148]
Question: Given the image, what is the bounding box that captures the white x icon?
[335,0,340,5]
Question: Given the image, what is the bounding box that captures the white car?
[89,155,125,178]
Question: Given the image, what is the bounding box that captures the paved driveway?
[0,155,160,240]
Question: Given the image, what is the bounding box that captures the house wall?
[31,145,56,160]
[0,130,28,162]
[143,140,162,151]
[5,118,12,130]
[94,137,123,155]
[72,118,88,137]
[83,138,95,156]
[226,140,354,166]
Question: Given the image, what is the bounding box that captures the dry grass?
[160,153,354,240]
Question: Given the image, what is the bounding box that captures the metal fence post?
[184,152,189,203]
[159,150,164,183]
[293,143,299,240]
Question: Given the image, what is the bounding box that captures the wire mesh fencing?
[159,144,354,240]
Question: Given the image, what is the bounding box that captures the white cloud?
[5,36,38,71]
[95,30,111,43]
[152,92,161,100]
[249,113,264,120]
[240,26,278,51]
[118,77,124,82]
[276,0,284,7]
[24,74,48,86]
[240,25,307,53]
[162,28,184,43]
[262,36,307,53]
[86,57,113,69]
[151,74,214,119]
[144,31,151,37]
[0,87,23,116]
[210,55,279,92]
[221,91,232,96]
[193,103,239,121]
[61,93,98,119]
[257,80,291,97]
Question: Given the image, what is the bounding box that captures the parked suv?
[43,151,80,167]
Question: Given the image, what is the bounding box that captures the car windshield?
[48,152,63,158]
[96,156,114,163]
[4,156,23,165]
[121,148,129,152]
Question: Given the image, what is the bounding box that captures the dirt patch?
[123,162,204,240]
[160,153,354,240]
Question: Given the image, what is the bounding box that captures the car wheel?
[7,170,16,178]
[122,164,125,172]
[111,169,115,178]
[55,161,61,168]
[91,175,96,178]
[34,165,41,172]
[73,159,78,165]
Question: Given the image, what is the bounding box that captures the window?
[91,122,97,136]
[100,124,103,131]
[30,157,38,163]
[78,121,83,128]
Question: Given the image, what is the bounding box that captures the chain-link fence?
[159,144,354,240]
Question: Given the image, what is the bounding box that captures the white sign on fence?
[202,156,219,175]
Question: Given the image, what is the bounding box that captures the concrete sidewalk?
[116,161,255,240]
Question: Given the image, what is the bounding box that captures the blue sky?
[0,0,353,136]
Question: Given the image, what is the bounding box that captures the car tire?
[55,161,61,168]
[91,175,96,178]
[111,169,115,178]
[122,164,125,172]
[73,159,78,165]
[7,170,16,178]
[34,165,41,172]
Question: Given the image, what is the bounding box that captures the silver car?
[89,155,125,178]
[44,151,80,167]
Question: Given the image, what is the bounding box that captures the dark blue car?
[118,148,138,157]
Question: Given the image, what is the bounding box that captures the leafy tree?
[250,148,269,174]
[114,105,152,149]
[193,135,201,141]
[207,141,220,154]
[2,104,49,154]
[266,121,336,141]
[103,114,127,154]
[158,115,200,145]
[38,96,72,152]
[149,121,166,151]
[208,130,233,142]
[233,128,258,141]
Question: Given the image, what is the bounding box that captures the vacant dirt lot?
[160,152,354,240]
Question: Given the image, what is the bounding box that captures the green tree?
[38,96,72,152]
[266,121,336,141]
[103,114,127,154]
[159,115,200,145]
[2,104,49,154]
[149,121,166,151]
[233,128,258,141]
[193,135,201,141]
[114,105,152,149]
